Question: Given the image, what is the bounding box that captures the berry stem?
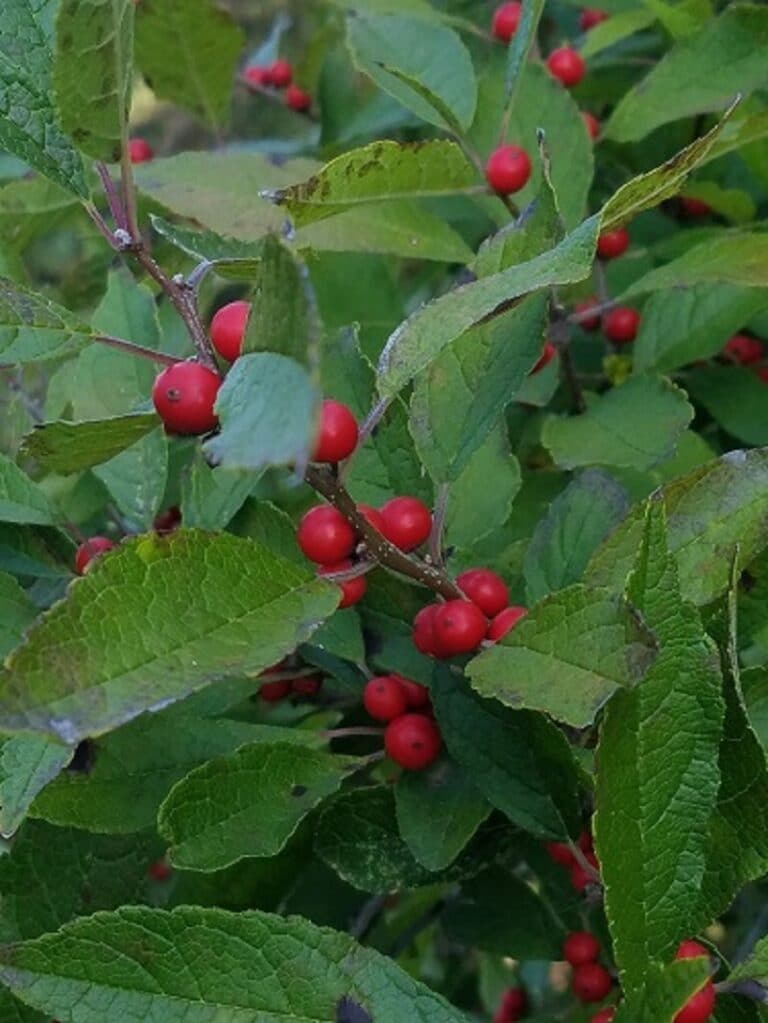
[550,299,586,414]
[714,979,768,1002]
[304,465,463,600]
[92,333,179,366]
[95,163,128,232]
[429,483,449,568]
[321,727,385,740]
[567,298,616,325]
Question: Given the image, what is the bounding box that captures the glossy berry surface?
[433,599,487,656]
[397,677,431,709]
[582,111,600,139]
[385,713,442,770]
[493,986,528,1022]
[563,931,601,966]
[364,675,409,721]
[487,605,527,642]
[680,196,711,217]
[457,568,509,618]
[357,504,385,534]
[312,399,359,463]
[531,340,557,374]
[674,983,715,1023]
[268,59,292,88]
[244,65,271,87]
[413,603,441,655]
[580,7,608,29]
[297,505,357,564]
[546,841,575,867]
[572,962,613,1003]
[603,306,640,345]
[319,560,367,609]
[210,300,250,362]
[590,1010,616,1023]
[492,1,522,41]
[724,333,763,365]
[485,144,532,195]
[547,46,586,87]
[576,297,602,330]
[152,362,221,435]
[128,138,153,163]
[597,227,630,260]
[380,496,432,551]
[286,84,312,111]
[75,536,114,575]
[260,679,292,702]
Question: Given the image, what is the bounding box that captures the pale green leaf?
[0,734,72,837]
[241,236,312,364]
[20,413,160,474]
[625,234,768,296]
[581,8,656,58]
[0,571,37,658]
[686,366,768,446]
[149,215,264,277]
[729,935,768,985]
[444,426,521,550]
[180,449,254,531]
[0,278,94,366]
[94,427,168,530]
[0,454,58,526]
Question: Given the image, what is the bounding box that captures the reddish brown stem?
[92,334,179,366]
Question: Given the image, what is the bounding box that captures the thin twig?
[551,298,586,414]
[321,559,376,583]
[119,144,141,242]
[83,202,120,249]
[350,894,389,941]
[387,895,457,957]
[95,163,128,230]
[429,484,449,568]
[321,727,385,740]
[92,334,179,366]
[568,298,616,324]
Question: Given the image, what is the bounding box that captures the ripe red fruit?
[286,84,312,112]
[385,713,442,770]
[590,1010,616,1023]
[724,333,763,365]
[268,59,293,88]
[318,560,367,609]
[397,677,431,709]
[493,986,528,1022]
[680,196,711,217]
[75,536,114,575]
[364,675,409,721]
[153,506,181,534]
[292,675,322,697]
[152,361,221,435]
[757,366,768,384]
[457,568,509,618]
[572,962,613,1003]
[128,138,153,163]
[433,600,488,656]
[485,144,532,196]
[578,829,594,853]
[413,604,441,656]
[563,931,601,966]
[546,841,575,867]
[380,496,432,551]
[582,111,600,139]
[571,850,600,892]
[312,399,359,463]
[674,983,715,1023]
[260,679,292,702]
[358,503,385,533]
[580,8,608,29]
[576,297,601,330]
[297,505,357,564]
[597,227,630,260]
[210,300,250,362]
[531,340,557,374]
[547,46,586,87]
[676,940,710,961]
[147,860,172,882]
[492,1,522,41]
[487,605,528,642]
[603,306,640,345]
[244,65,271,88]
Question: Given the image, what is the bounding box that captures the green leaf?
[149,215,265,277]
[431,671,581,839]
[54,0,134,162]
[468,584,656,728]
[625,234,768,296]
[394,755,491,871]
[0,571,36,658]
[633,284,768,374]
[159,743,356,872]
[686,366,768,446]
[543,375,694,471]
[441,868,562,959]
[95,426,168,531]
[729,935,768,985]
[134,0,243,129]
[327,0,443,18]
[346,14,477,132]
[0,177,81,248]
[613,959,713,1023]
[0,0,87,196]
[0,905,469,1023]
[268,140,478,226]
[504,0,546,106]
[204,353,319,473]
[0,278,94,365]
[524,469,630,603]
[0,530,338,745]
[444,426,521,550]
[19,413,160,474]
[0,454,58,526]
[180,449,254,531]
[581,8,657,58]
[347,397,433,507]
[0,989,45,1022]
[595,502,724,992]
[241,236,312,365]
[605,5,768,143]
[0,735,72,837]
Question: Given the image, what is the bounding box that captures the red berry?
[485,144,532,196]
[297,506,357,564]
[385,713,442,770]
[531,340,556,375]
[292,675,322,697]
[433,600,487,657]
[210,300,250,362]
[318,560,367,609]
[571,850,600,891]
[75,536,114,575]
[578,829,594,853]
[564,931,601,966]
[757,366,768,384]
[312,399,359,463]
[487,605,527,642]
[603,306,640,345]
[128,138,153,163]
[597,227,630,260]
[380,496,432,551]
[413,604,441,656]
[396,676,431,709]
[364,675,409,721]
[547,46,586,87]
[148,859,172,882]
[492,1,522,41]
[244,65,271,87]
[286,84,312,112]
[358,503,386,533]
[501,987,528,1018]
[546,841,576,867]
[153,506,181,534]
[580,8,608,29]
[680,196,711,217]
[582,111,600,139]
[260,679,292,702]
[269,59,292,88]
[674,983,715,1023]
[676,940,710,961]
[152,362,221,435]
[590,1010,616,1023]
[576,297,601,330]
[457,568,509,618]
[724,333,763,365]
[572,963,613,1003]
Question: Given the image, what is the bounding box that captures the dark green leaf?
[0,734,72,837]
[20,413,160,474]
[613,959,713,1022]
[0,278,94,366]
[180,449,254,531]
[0,454,58,526]
[686,366,768,446]
[0,570,36,657]
[241,236,313,365]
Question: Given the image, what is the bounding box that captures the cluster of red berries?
[363,674,441,770]
[546,829,600,892]
[673,940,716,1023]
[563,931,613,1004]
[493,985,528,1022]
[258,659,323,702]
[244,58,312,112]
[722,331,768,382]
